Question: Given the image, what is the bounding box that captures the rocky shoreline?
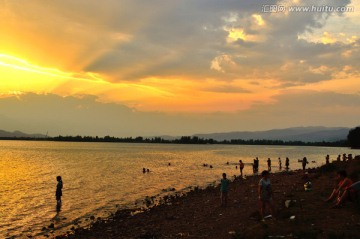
[44,159,360,239]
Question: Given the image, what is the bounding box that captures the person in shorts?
[258,170,275,220]
[220,173,230,207]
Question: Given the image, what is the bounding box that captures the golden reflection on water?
[0,141,56,236]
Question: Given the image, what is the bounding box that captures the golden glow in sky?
[0,53,105,94]
[0,53,279,112]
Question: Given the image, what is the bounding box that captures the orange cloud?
[0,53,282,113]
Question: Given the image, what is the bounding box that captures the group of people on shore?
[220,153,359,220]
[326,153,354,164]
[248,156,303,174]
[220,170,275,220]
[222,156,281,217]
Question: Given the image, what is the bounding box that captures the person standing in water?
[255,157,259,172]
[325,154,330,164]
[267,158,271,171]
[239,160,245,177]
[278,157,282,170]
[56,176,63,211]
[302,157,308,171]
[285,157,290,170]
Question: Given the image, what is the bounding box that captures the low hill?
[0,130,47,138]
[194,126,350,142]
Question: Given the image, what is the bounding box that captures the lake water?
[0,140,358,238]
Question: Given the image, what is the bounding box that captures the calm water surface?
[0,140,358,238]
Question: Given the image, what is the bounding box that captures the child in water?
[220,173,230,207]
[56,176,63,211]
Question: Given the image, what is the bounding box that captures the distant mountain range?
[0,130,46,138]
[193,126,351,142]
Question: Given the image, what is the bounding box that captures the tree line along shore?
[0,135,351,147]
[2,126,360,148]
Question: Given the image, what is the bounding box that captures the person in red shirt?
[334,181,360,207]
[325,170,352,205]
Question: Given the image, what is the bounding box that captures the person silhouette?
[239,160,245,177]
[56,176,63,212]
[267,158,271,171]
[255,157,259,172]
[285,157,289,170]
[278,157,282,170]
[258,170,275,220]
[302,157,308,171]
[220,173,230,207]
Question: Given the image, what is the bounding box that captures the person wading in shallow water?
[56,176,63,212]
[302,157,308,171]
[285,157,290,170]
[278,157,282,170]
[267,158,272,171]
[239,160,245,177]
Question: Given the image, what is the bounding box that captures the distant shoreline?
[0,136,349,148]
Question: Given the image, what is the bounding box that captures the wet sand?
[49,159,360,239]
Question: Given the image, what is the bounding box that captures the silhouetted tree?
[179,136,192,144]
[347,127,360,149]
[135,136,143,142]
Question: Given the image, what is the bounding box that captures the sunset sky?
[0,0,359,137]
